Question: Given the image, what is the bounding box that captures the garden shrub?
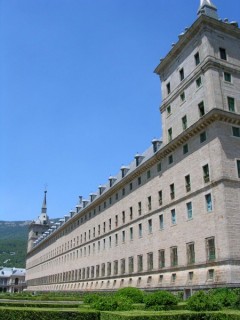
[92,295,132,311]
[144,290,178,310]
[209,288,238,308]
[115,287,144,303]
[83,293,101,304]
[187,290,221,311]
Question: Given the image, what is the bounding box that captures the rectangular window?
[147,170,151,179]
[208,269,215,280]
[138,176,142,185]
[194,52,200,65]
[122,211,125,224]
[183,143,188,154]
[179,68,184,81]
[224,72,231,82]
[129,227,133,241]
[157,162,162,172]
[237,160,240,178]
[196,76,202,88]
[228,97,235,112]
[103,222,106,234]
[198,101,205,117]
[159,214,164,230]
[205,193,213,212]
[158,249,165,268]
[200,131,207,143]
[107,262,111,276]
[167,105,171,115]
[138,202,142,215]
[98,225,100,236]
[171,209,176,225]
[115,233,118,246]
[147,252,153,271]
[187,242,195,264]
[232,127,240,137]
[182,115,187,130]
[137,255,143,272]
[109,218,111,231]
[206,237,216,261]
[171,273,176,283]
[180,91,185,102]
[138,223,143,238]
[170,183,175,200]
[148,196,152,210]
[168,128,173,142]
[185,174,191,192]
[128,256,134,273]
[170,246,178,266]
[203,164,210,182]
[121,259,125,274]
[103,239,106,250]
[168,154,173,164]
[148,219,153,234]
[129,182,133,191]
[129,207,133,220]
[219,47,227,60]
[109,236,111,248]
[166,82,171,94]
[114,260,118,275]
[101,263,105,277]
[158,190,163,205]
[122,230,125,243]
[189,271,194,281]
[96,265,100,278]
[186,202,193,219]
[122,188,125,196]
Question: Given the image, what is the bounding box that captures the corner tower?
[27,191,50,253]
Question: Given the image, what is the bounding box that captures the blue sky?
[0,0,239,221]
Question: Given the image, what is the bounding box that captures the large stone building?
[0,267,26,293]
[26,0,240,297]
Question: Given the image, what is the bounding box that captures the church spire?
[41,190,47,214]
[198,0,218,20]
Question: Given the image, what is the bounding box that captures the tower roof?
[198,0,218,20]
[41,190,47,214]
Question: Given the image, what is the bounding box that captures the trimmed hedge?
[100,311,240,320]
[0,302,80,308]
[0,308,99,320]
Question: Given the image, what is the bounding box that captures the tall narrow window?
[187,242,195,264]
[109,236,111,248]
[158,249,165,268]
[147,170,151,179]
[122,230,125,243]
[138,223,143,238]
[203,164,210,182]
[194,52,200,65]
[129,227,133,241]
[183,143,189,154]
[196,76,202,88]
[168,154,173,164]
[180,91,185,102]
[205,193,213,212]
[182,115,187,130]
[167,105,171,115]
[166,82,171,94]
[219,47,227,60]
[129,207,133,220]
[122,211,125,224]
[157,162,162,172]
[170,247,178,266]
[168,128,173,142]
[148,219,153,234]
[206,237,216,261]
[186,202,193,219]
[138,176,142,185]
[237,160,240,178]
[101,263,105,277]
[109,218,111,231]
[171,209,176,225]
[128,257,134,273]
[121,259,126,274]
[138,202,142,215]
[107,262,111,276]
[114,260,118,275]
[170,183,175,200]
[198,101,205,117]
[148,196,152,211]
[185,174,191,192]
[147,252,153,271]
[137,255,143,272]
[179,68,184,81]
[228,97,235,112]
[158,190,163,205]
[115,233,118,246]
[159,214,164,230]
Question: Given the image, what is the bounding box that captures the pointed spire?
[41,190,47,214]
[198,0,218,20]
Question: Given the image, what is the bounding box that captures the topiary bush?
[115,287,144,303]
[187,290,222,311]
[144,290,178,310]
[91,295,132,311]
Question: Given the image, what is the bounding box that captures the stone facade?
[26,2,240,296]
[0,268,26,293]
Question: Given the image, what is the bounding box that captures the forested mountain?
[0,221,30,268]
